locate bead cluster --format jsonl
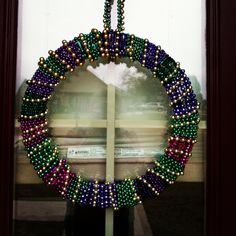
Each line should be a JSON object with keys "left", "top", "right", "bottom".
{"left": 19, "top": 28, "right": 200, "bottom": 209}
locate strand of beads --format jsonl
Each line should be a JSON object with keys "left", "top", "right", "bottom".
{"left": 103, "top": 0, "right": 125, "bottom": 32}
{"left": 103, "top": 0, "right": 112, "bottom": 30}
{"left": 117, "top": 0, "right": 125, "bottom": 32}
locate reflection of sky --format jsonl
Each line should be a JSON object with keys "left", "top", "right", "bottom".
{"left": 17, "top": 0, "right": 206, "bottom": 98}
{"left": 87, "top": 63, "right": 147, "bottom": 91}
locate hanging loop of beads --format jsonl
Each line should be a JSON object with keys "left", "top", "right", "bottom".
{"left": 103, "top": 0, "right": 113, "bottom": 30}
{"left": 103, "top": 0, "right": 125, "bottom": 32}
{"left": 117, "top": 0, "right": 125, "bottom": 32}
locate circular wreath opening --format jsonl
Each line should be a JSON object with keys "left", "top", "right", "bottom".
{"left": 19, "top": 28, "right": 200, "bottom": 209}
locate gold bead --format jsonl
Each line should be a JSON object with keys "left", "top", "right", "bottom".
{"left": 92, "top": 28, "right": 98, "bottom": 33}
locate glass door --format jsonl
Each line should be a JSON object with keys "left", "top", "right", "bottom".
{"left": 14, "top": 1, "right": 206, "bottom": 235}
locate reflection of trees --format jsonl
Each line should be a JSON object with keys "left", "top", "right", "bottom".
{"left": 189, "top": 76, "right": 203, "bottom": 103}
{"left": 116, "top": 71, "right": 206, "bottom": 120}
{"left": 15, "top": 80, "right": 27, "bottom": 118}
{"left": 123, "top": 74, "right": 168, "bottom": 104}
{"left": 189, "top": 75, "right": 206, "bottom": 120}
{"left": 116, "top": 66, "right": 169, "bottom": 116}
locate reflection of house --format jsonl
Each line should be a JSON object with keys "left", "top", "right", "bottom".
{"left": 49, "top": 69, "right": 107, "bottom": 119}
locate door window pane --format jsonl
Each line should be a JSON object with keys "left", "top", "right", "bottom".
{"left": 14, "top": 1, "right": 206, "bottom": 235}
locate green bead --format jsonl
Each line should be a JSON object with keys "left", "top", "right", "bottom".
{"left": 161, "top": 57, "right": 177, "bottom": 72}
{"left": 45, "top": 56, "right": 66, "bottom": 75}
{"left": 116, "top": 180, "right": 137, "bottom": 208}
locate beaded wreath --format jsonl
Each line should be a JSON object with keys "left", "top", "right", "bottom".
{"left": 19, "top": 0, "right": 200, "bottom": 210}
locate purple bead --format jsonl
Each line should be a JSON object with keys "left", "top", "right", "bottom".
{"left": 134, "top": 177, "right": 156, "bottom": 201}
{"left": 32, "top": 69, "right": 59, "bottom": 85}
{"left": 158, "top": 50, "right": 169, "bottom": 64}
{"left": 142, "top": 42, "right": 157, "bottom": 70}
{"left": 145, "top": 172, "right": 168, "bottom": 193}
{"left": 68, "top": 39, "right": 83, "bottom": 61}
{"left": 108, "top": 30, "right": 116, "bottom": 57}
{"left": 96, "top": 183, "right": 113, "bottom": 208}
{"left": 79, "top": 182, "right": 94, "bottom": 206}
{"left": 26, "top": 83, "right": 54, "bottom": 97}
{"left": 119, "top": 33, "right": 127, "bottom": 56}
{"left": 55, "top": 46, "right": 76, "bottom": 69}
{"left": 147, "top": 43, "right": 157, "bottom": 57}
